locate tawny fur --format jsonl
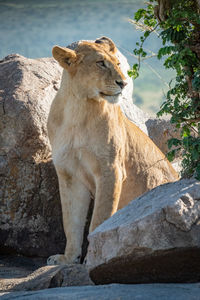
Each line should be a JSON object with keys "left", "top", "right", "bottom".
{"left": 47, "top": 38, "right": 178, "bottom": 265}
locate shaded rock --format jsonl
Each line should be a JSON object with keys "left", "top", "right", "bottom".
{"left": 86, "top": 179, "right": 200, "bottom": 284}
{"left": 51, "top": 264, "right": 94, "bottom": 287}
{"left": 0, "top": 262, "right": 93, "bottom": 293}
{"left": 122, "top": 101, "right": 180, "bottom": 156}
{"left": 0, "top": 266, "right": 59, "bottom": 292}
{"left": 146, "top": 117, "right": 180, "bottom": 156}
{"left": 0, "top": 54, "right": 65, "bottom": 257}
{"left": 0, "top": 255, "right": 46, "bottom": 279}
{"left": 0, "top": 255, "right": 93, "bottom": 293}
{"left": 1, "top": 283, "right": 200, "bottom": 299}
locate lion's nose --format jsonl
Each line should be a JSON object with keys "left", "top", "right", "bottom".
{"left": 115, "top": 80, "right": 127, "bottom": 89}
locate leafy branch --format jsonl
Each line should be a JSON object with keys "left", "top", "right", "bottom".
{"left": 129, "top": 0, "right": 200, "bottom": 180}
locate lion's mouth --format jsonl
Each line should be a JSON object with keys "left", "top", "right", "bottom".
{"left": 100, "top": 92, "right": 121, "bottom": 97}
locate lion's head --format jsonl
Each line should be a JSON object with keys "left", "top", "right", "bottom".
{"left": 52, "top": 37, "right": 127, "bottom": 104}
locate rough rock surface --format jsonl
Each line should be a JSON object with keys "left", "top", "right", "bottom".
{"left": 0, "top": 255, "right": 46, "bottom": 280}
{"left": 1, "top": 283, "right": 200, "bottom": 299}
{"left": 0, "top": 255, "right": 93, "bottom": 293}
{"left": 0, "top": 54, "right": 65, "bottom": 257}
{"left": 145, "top": 117, "right": 180, "bottom": 155}
{"left": 86, "top": 179, "right": 200, "bottom": 284}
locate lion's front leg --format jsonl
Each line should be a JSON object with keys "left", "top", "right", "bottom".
{"left": 47, "top": 173, "right": 91, "bottom": 265}
{"left": 89, "top": 168, "right": 122, "bottom": 233}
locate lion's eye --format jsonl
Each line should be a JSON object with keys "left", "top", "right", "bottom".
{"left": 96, "top": 61, "right": 107, "bottom": 68}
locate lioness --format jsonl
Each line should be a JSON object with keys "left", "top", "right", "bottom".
{"left": 47, "top": 37, "right": 178, "bottom": 265}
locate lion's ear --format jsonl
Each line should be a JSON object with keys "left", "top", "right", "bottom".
{"left": 52, "top": 46, "right": 80, "bottom": 69}
{"left": 95, "top": 36, "right": 117, "bottom": 53}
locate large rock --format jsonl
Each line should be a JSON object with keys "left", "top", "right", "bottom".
{"left": 0, "top": 255, "right": 93, "bottom": 293}
{"left": 1, "top": 283, "right": 200, "bottom": 299}
{"left": 0, "top": 54, "right": 65, "bottom": 257}
{"left": 86, "top": 178, "right": 200, "bottom": 284}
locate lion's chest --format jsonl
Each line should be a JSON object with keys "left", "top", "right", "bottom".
{"left": 52, "top": 126, "right": 86, "bottom": 168}
{"left": 51, "top": 125, "right": 101, "bottom": 192}
{"left": 50, "top": 114, "right": 126, "bottom": 193}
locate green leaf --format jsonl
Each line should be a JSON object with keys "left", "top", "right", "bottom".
{"left": 168, "top": 138, "right": 181, "bottom": 149}
{"left": 192, "top": 71, "right": 200, "bottom": 91}
{"left": 191, "top": 148, "right": 199, "bottom": 161}
{"left": 181, "top": 126, "right": 190, "bottom": 137}
{"left": 128, "top": 64, "right": 139, "bottom": 79}
{"left": 144, "top": 31, "right": 150, "bottom": 38}
{"left": 195, "top": 164, "right": 200, "bottom": 180}
{"left": 134, "top": 9, "right": 146, "bottom": 21}
{"left": 167, "top": 150, "right": 176, "bottom": 162}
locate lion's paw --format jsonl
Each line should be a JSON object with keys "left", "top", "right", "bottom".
{"left": 47, "top": 254, "right": 68, "bottom": 265}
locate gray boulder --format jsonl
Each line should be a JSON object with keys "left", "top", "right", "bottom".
{"left": 1, "top": 283, "right": 200, "bottom": 300}
{"left": 0, "top": 54, "right": 65, "bottom": 257}
{"left": 86, "top": 179, "right": 200, "bottom": 284}
{"left": 0, "top": 263, "right": 93, "bottom": 293}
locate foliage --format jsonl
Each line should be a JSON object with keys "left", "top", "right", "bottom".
{"left": 129, "top": 0, "right": 200, "bottom": 180}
